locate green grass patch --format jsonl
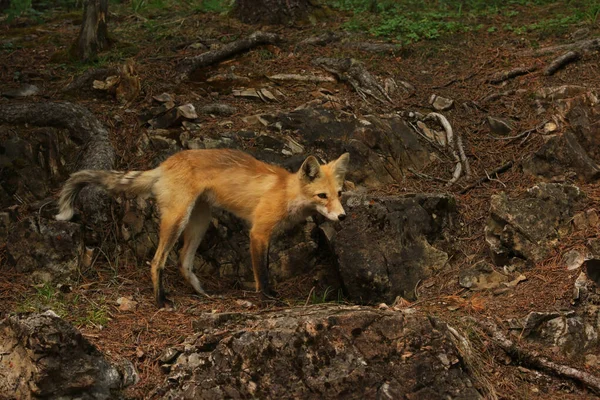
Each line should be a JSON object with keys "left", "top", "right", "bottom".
{"left": 16, "top": 282, "right": 111, "bottom": 328}
{"left": 329, "top": 0, "right": 600, "bottom": 43}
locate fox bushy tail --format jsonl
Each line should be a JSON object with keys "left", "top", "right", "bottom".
{"left": 55, "top": 169, "right": 160, "bottom": 221}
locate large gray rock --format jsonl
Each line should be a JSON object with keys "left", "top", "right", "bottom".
{"left": 0, "top": 311, "right": 137, "bottom": 399}
{"left": 161, "top": 305, "right": 483, "bottom": 399}
{"left": 6, "top": 217, "right": 84, "bottom": 283}
{"left": 510, "top": 308, "right": 600, "bottom": 357}
{"left": 485, "top": 183, "right": 583, "bottom": 266}
{"left": 524, "top": 87, "right": 600, "bottom": 182}
{"left": 332, "top": 193, "right": 456, "bottom": 304}
{"left": 272, "top": 107, "right": 432, "bottom": 187}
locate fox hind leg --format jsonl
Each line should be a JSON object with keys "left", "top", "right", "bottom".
{"left": 179, "top": 200, "right": 211, "bottom": 297}
{"left": 151, "top": 203, "right": 193, "bottom": 308}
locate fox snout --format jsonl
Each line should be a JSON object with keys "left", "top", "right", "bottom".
{"left": 316, "top": 201, "right": 347, "bottom": 222}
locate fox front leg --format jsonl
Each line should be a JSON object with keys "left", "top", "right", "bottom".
{"left": 249, "top": 228, "right": 276, "bottom": 298}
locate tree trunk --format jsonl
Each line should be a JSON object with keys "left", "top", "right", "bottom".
{"left": 232, "top": 0, "right": 314, "bottom": 25}
{"left": 73, "top": 0, "right": 110, "bottom": 61}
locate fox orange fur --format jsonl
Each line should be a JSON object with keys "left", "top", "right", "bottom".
{"left": 56, "top": 149, "right": 350, "bottom": 307}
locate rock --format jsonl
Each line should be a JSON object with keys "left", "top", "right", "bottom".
{"left": 232, "top": 88, "right": 261, "bottom": 100}
{"left": 199, "top": 103, "right": 237, "bottom": 116}
{"left": 584, "top": 258, "right": 600, "bottom": 287}
{"left": 518, "top": 310, "right": 599, "bottom": 357}
{"left": 562, "top": 249, "right": 585, "bottom": 271}
{"left": 159, "top": 347, "right": 180, "bottom": 364}
{"left": 524, "top": 87, "right": 600, "bottom": 182}
{"left": 116, "top": 296, "right": 138, "bottom": 312}
{"left": 6, "top": 217, "right": 83, "bottom": 283}
{"left": 487, "top": 116, "right": 513, "bottom": 136}
{"left": 429, "top": 94, "right": 454, "bottom": 111}
{"left": 543, "top": 121, "right": 558, "bottom": 133}
{"left": 485, "top": 183, "right": 583, "bottom": 266}
{"left": 274, "top": 107, "right": 433, "bottom": 187}
{"left": 153, "top": 93, "right": 174, "bottom": 103}
{"left": 0, "top": 311, "right": 137, "bottom": 399}
{"left": 163, "top": 305, "right": 483, "bottom": 399}
{"left": 333, "top": 193, "right": 456, "bottom": 303}
{"left": 459, "top": 263, "right": 509, "bottom": 290}
{"left": 2, "top": 83, "right": 40, "bottom": 98}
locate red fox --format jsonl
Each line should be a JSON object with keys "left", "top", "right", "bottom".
{"left": 56, "top": 149, "right": 350, "bottom": 307}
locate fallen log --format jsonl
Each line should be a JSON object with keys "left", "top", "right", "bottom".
{"left": 176, "top": 31, "right": 282, "bottom": 80}
{"left": 0, "top": 101, "right": 115, "bottom": 224}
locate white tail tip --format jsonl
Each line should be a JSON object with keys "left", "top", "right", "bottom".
{"left": 55, "top": 209, "right": 74, "bottom": 221}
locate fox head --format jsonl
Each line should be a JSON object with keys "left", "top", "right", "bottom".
{"left": 298, "top": 153, "right": 350, "bottom": 222}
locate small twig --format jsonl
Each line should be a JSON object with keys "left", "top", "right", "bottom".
{"left": 488, "top": 121, "right": 548, "bottom": 142}
{"left": 456, "top": 132, "right": 471, "bottom": 178}
{"left": 544, "top": 51, "right": 581, "bottom": 76}
{"left": 459, "top": 161, "right": 514, "bottom": 194}
{"left": 304, "top": 287, "right": 315, "bottom": 307}
{"left": 408, "top": 168, "right": 447, "bottom": 183}
{"left": 471, "top": 318, "right": 600, "bottom": 394}
{"left": 434, "top": 71, "right": 478, "bottom": 89}
{"left": 485, "top": 169, "right": 506, "bottom": 188}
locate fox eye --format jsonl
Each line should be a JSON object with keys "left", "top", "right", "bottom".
{"left": 317, "top": 193, "right": 327, "bottom": 199}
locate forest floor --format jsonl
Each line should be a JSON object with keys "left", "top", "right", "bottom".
{"left": 1, "top": 1, "right": 600, "bottom": 398}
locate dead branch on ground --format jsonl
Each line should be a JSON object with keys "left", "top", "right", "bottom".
{"left": 312, "top": 57, "right": 392, "bottom": 104}
{"left": 298, "top": 31, "right": 343, "bottom": 47}
{"left": 268, "top": 74, "right": 336, "bottom": 83}
{"left": 488, "top": 66, "right": 537, "bottom": 84}
{"left": 472, "top": 318, "right": 600, "bottom": 395}
{"left": 176, "top": 31, "right": 282, "bottom": 80}
{"left": 521, "top": 37, "right": 600, "bottom": 56}
{"left": 544, "top": 51, "right": 581, "bottom": 76}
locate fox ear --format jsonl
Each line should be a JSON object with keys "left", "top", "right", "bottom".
{"left": 332, "top": 153, "right": 350, "bottom": 183}
{"left": 299, "top": 156, "right": 321, "bottom": 181}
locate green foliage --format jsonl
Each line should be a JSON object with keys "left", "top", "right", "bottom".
{"left": 309, "top": 286, "right": 344, "bottom": 304}
{"left": 2, "top": 0, "right": 78, "bottom": 21}
{"left": 329, "top": 0, "right": 600, "bottom": 43}
{"left": 16, "top": 282, "right": 68, "bottom": 317}
{"left": 4, "top": 0, "right": 34, "bottom": 21}
{"left": 16, "top": 283, "right": 110, "bottom": 328}
{"left": 194, "top": 0, "right": 230, "bottom": 13}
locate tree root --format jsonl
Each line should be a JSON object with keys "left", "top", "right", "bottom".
{"left": 176, "top": 31, "right": 282, "bottom": 80}
{"left": 0, "top": 101, "right": 115, "bottom": 224}
{"left": 312, "top": 57, "right": 393, "bottom": 104}
{"left": 472, "top": 318, "right": 600, "bottom": 395}
{"left": 544, "top": 51, "right": 581, "bottom": 76}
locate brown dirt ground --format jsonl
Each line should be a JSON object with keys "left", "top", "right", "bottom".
{"left": 1, "top": 2, "right": 600, "bottom": 399}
